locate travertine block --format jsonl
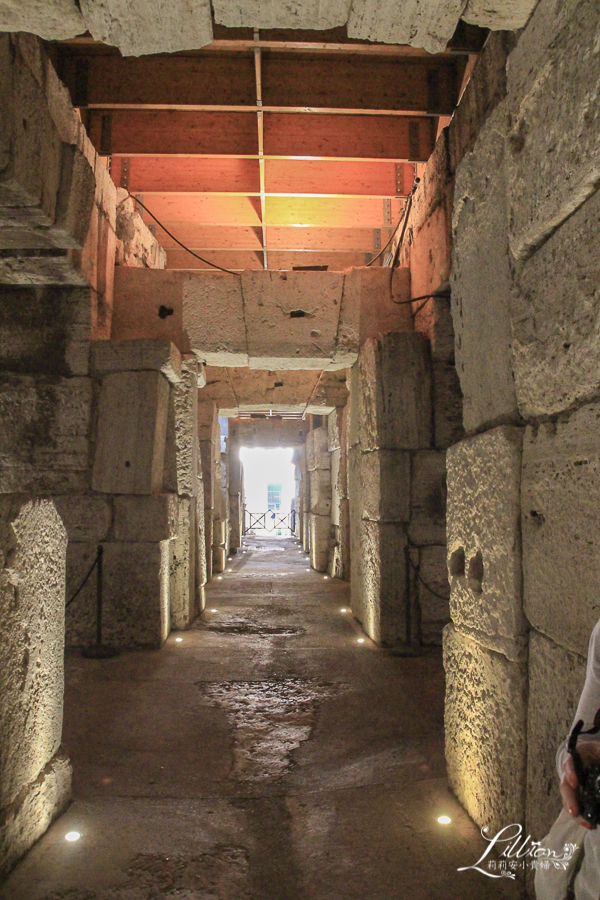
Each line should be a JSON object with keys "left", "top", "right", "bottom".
{"left": 53, "top": 494, "right": 111, "bottom": 542}
{"left": 214, "top": 0, "right": 352, "bottom": 29}
{"left": 309, "top": 513, "right": 330, "bottom": 572}
{"left": 340, "top": 266, "right": 411, "bottom": 345}
{"left": 526, "top": 629, "right": 587, "bottom": 841}
{"left": 114, "top": 494, "right": 178, "bottom": 543}
{"left": 93, "top": 371, "right": 169, "bottom": 495}
{"left": 451, "top": 102, "right": 518, "bottom": 433}
{"left": 510, "top": 188, "right": 600, "bottom": 419}
{"left": 204, "top": 509, "right": 213, "bottom": 581}
{"left": 347, "top": 362, "right": 360, "bottom": 449}
{"left": 432, "top": 360, "right": 463, "bottom": 450}
{"left": 0, "top": 497, "right": 67, "bottom": 819}
{"left": 196, "top": 484, "right": 207, "bottom": 590}
{"left": 443, "top": 624, "right": 527, "bottom": 832}
{"left": 0, "top": 1, "right": 84, "bottom": 40}
{"left": 359, "top": 332, "right": 432, "bottom": 451}
{"left": 447, "top": 427, "right": 526, "bottom": 661}
{"left": 361, "top": 520, "right": 407, "bottom": 646}
{"left": 306, "top": 426, "right": 330, "bottom": 471}
{"left": 462, "top": 0, "right": 537, "bottom": 29}
{"left": 112, "top": 269, "right": 186, "bottom": 351}
{"left": 413, "top": 294, "right": 455, "bottom": 365}
{"left": 522, "top": 405, "right": 600, "bottom": 656}
{"left": 331, "top": 449, "right": 341, "bottom": 526}
{"left": 169, "top": 359, "right": 199, "bottom": 498}
{"left": 102, "top": 541, "right": 170, "bottom": 648}
{"left": 408, "top": 450, "right": 447, "bottom": 546}
{"left": 349, "top": 449, "right": 364, "bottom": 617}
{"left": 0, "top": 374, "right": 92, "bottom": 494}
{"left": 115, "top": 189, "right": 167, "bottom": 270}
{"left": 212, "top": 544, "right": 226, "bottom": 574}
{"left": 361, "top": 449, "right": 410, "bottom": 523}
{"left": 327, "top": 408, "right": 342, "bottom": 452}
{"left": 310, "top": 468, "right": 332, "bottom": 516}
{"left": 183, "top": 274, "right": 247, "bottom": 366}
{"left": 170, "top": 499, "right": 195, "bottom": 630}
{"left": 418, "top": 545, "right": 450, "bottom": 646}
{"left": 90, "top": 339, "right": 181, "bottom": 383}
{"left": 506, "top": 0, "right": 600, "bottom": 261}
{"left": 348, "top": 0, "right": 464, "bottom": 54}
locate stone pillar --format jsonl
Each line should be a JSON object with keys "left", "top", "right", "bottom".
{"left": 0, "top": 498, "right": 71, "bottom": 878}
{"left": 198, "top": 399, "right": 218, "bottom": 582}
{"left": 307, "top": 425, "right": 331, "bottom": 572}
{"left": 228, "top": 434, "right": 243, "bottom": 551}
{"left": 327, "top": 405, "right": 350, "bottom": 579}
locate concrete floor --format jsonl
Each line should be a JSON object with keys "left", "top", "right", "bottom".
{"left": 1, "top": 535, "right": 524, "bottom": 899}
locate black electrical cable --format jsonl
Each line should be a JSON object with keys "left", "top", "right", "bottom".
{"left": 391, "top": 290, "right": 451, "bottom": 308}
{"left": 367, "top": 177, "right": 420, "bottom": 268}
{"left": 66, "top": 549, "right": 100, "bottom": 609}
{"left": 120, "top": 192, "right": 240, "bottom": 276}
{"left": 409, "top": 558, "right": 451, "bottom": 602}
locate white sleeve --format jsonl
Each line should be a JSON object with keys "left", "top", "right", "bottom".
{"left": 556, "top": 619, "right": 600, "bottom": 779}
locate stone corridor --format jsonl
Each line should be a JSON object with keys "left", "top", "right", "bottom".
{"left": 0, "top": 535, "right": 517, "bottom": 900}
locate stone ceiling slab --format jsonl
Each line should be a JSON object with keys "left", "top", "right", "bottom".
{"left": 183, "top": 274, "right": 248, "bottom": 367}
{"left": 79, "top": 0, "right": 213, "bottom": 56}
{"left": 462, "top": 0, "right": 537, "bottom": 30}
{"left": 347, "top": 0, "right": 466, "bottom": 54}
{"left": 0, "top": 0, "right": 84, "bottom": 40}
{"left": 212, "top": 0, "right": 353, "bottom": 30}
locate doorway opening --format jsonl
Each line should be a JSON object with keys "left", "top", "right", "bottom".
{"left": 239, "top": 447, "right": 297, "bottom": 536}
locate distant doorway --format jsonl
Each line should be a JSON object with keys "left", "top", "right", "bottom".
{"left": 240, "top": 447, "right": 296, "bottom": 536}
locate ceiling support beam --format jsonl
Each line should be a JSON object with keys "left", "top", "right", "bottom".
{"left": 254, "top": 30, "right": 268, "bottom": 270}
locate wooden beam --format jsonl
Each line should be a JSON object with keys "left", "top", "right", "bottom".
{"left": 138, "top": 194, "right": 262, "bottom": 226}
{"left": 152, "top": 224, "right": 264, "bottom": 249}
{"left": 110, "top": 157, "right": 260, "bottom": 193}
{"left": 264, "top": 159, "right": 415, "bottom": 196}
{"left": 165, "top": 248, "right": 378, "bottom": 270}
{"left": 151, "top": 224, "right": 388, "bottom": 251}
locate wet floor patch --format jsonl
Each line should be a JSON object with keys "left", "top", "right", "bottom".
{"left": 207, "top": 624, "right": 306, "bottom": 636}
{"left": 197, "top": 679, "right": 344, "bottom": 782}
{"left": 41, "top": 847, "right": 251, "bottom": 900}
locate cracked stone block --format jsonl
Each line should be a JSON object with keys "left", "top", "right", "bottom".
{"left": 447, "top": 427, "right": 526, "bottom": 661}
{"left": 451, "top": 102, "right": 518, "bottom": 433}
{"left": 359, "top": 332, "right": 432, "bottom": 451}
{"left": 506, "top": 0, "right": 600, "bottom": 261}
{"left": 114, "top": 495, "right": 178, "bottom": 543}
{"left": 443, "top": 624, "right": 527, "bottom": 833}
{"left": 93, "top": 371, "right": 169, "bottom": 495}
{"left": 90, "top": 339, "right": 181, "bottom": 383}
{"left": 361, "top": 520, "right": 407, "bottom": 646}
{"left": 526, "top": 628, "right": 587, "bottom": 842}
{"left": 348, "top": 0, "right": 464, "bottom": 54}
{"left": 408, "top": 450, "right": 447, "bottom": 546}
{"left": 418, "top": 545, "right": 450, "bottom": 646}
{"left": 0, "top": 374, "right": 92, "bottom": 494}
{"left": 462, "top": 0, "right": 537, "bottom": 29}
{"left": 213, "top": 0, "right": 352, "bottom": 29}
{"left": 309, "top": 513, "right": 330, "bottom": 572}
{"left": 310, "top": 468, "right": 332, "bottom": 517}
{"left": 522, "top": 405, "right": 600, "bottom": 656}
{"left": 0, "top": 0, "right": 84, "bottom": 40}
{"left": 510, "top": 187, "right": 600, "bottom": 419}
{"left": 0, "top": 496, "right": 70, "bottom": 875}
{"left": 361, "top": 449, "right": 410, "bottom": 523}
{"left": 328, "top": 407, "right": 342, "bottom": 452}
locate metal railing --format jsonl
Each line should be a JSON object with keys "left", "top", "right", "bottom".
{"left": 243, "top": 509, "right": 296, "bottom": 535}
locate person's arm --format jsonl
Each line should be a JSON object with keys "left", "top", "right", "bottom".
{"left": 557, "top": 619, "right": 600, "bottom": 824}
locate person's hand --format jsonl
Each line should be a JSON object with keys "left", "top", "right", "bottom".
{"left": 560, "top": 742, "right": 600, "bottom": 829}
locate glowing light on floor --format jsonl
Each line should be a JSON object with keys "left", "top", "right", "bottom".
{"left": 323, "top": 575, "right": 328, "bottom": 579}
{"left": 217, "top": 576, "right": 222, "bottom": 580}
{"left": 306, "top": 568, "right": 310, "bottom": 571}
{"left": 227, "top": 568, "right": 232, "bottom": 572}
{"left": 65, "top": 832, "right": 81, "bottom": 842}
{"left": 437, "top": 816, "right": 451, "bottom": 825}
{"left": 211, "top": 609, "right": 218, "bottom": 613}
{"left": 175, "top": 637, "right": 183, "bottom": 642}
{"left": 341, "top": 608, "right": 347, "bottom": 613}
{"left": 357, "top": 638, "right": 365, "bottom": 644}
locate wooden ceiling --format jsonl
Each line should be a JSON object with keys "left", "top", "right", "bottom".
{"left": 53, "top": 23, "right": 484, "bottom": 272}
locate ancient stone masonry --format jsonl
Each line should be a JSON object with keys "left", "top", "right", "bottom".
{"left": 442, "top": 0, "right": 600, "bottom": 852}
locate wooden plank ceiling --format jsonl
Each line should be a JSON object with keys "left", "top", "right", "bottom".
{"left": 54, "top": 23, "right": 483, "bottom": 272}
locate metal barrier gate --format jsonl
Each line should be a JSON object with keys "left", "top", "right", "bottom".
{"left": 243, "top": 509, "right": 296, "bottom": 535}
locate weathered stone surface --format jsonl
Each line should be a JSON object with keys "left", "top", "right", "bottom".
{"left": 447, "top": 427, "right": 526, "bottom": 661}
{"left": 309, "top": 468, "right": 332, "bottom": 516}
{"left": 432, "top": 360, "right": 464, "bottom": 450}
{"left": 361, "top": 449, "right": 410, "bottom": 523}
{"left": 306, "top": 371, "right": 348, "bottom": 415}
{"left": 93, "top": 371, "right": 169, "bottom": 495}
{"left": 79, "top": 0, "right": 213, "bottom": 57}
{"left": 90, "top": 339, "right": 181, "bottom": 383}
{"left": 359, "top": 333, "right": 432, "bottom": 451}
{"left": 115, "top": 189, "right": 166, "bottom": 269}
{"left": 242, "top": 270, "right": 345, "bottom": 369}
{"left": 204, "top": 509, "right": 213, "bottom": 582}
{"left": 0, "top": 0, "right": 84, "bottom": 40}
{"left": 203, "top": 367, "right": 321, "bottom": 416}
{"left": 451, "top": 102, "right": 518, "bottom": 433}
{"left": 54, "top": 494, "right": 111, "bottom": 542}
{"left": 526, "top": 629, "right": 587, "bottom": 841}
{"left": 212, "top": 544, "right": 226, "bottom": 574}
{"left": 0, "top": 284, "right": 91, "bottom": 378}
{"left": 348, "top": 0, "right": 465, "bottom": 54}
{"left": 0, "top": 374, "right": 92, "bottom": 494}
{"left": 0, "top": 747, "right": 71, "bottom": 879}
{"left": 506, "top": 0, "right": 600, "bottom": 261}
{"left": 331, "top": 449, "right": 341, "bottom": 527}
{"left": 417, "top": 545, "right": 450, "bottom": 645}
{"left": 114, "top": 495, "right": 178, "bottom": 543}
{"left": 510, "top": 188, "right": 600, "bottom": 419}
{"left": 102, "top": 541, "right": 170, "bottom": 648}
{"left": 347, "top": 362, "right": 360, "bottom": 449}
{"left": 306, "top": 426, "right": 330, "bottom": 471}
{"left": 195, "top": 483, "right": 207, "bottom": 591}
{"left": 522, "top": 405, "right": 600, "bottom": 656}
{"left": 361, "top": 520, "right": 408, "bottom": 646}
{"left": 413, "top": 294, "right": 455, "bottom": 365}
{"left": 462, "top": 0, "right": 537, "bottom": 29}
{"left": 183, "top": 274, "right": 247, "bottom": 367}
{"left": 408, "top": 450, "right": 447, "bottom": 546}
{"left": 168, "top": 359, "right": 199, "bottom": 498}
{"left": 213, "top": 0, "right": 352, "bottom": 29}
{"left": 229, "top": 417, "right": 308, "bottom": 448}
{"left": 111, "top": 269, "right": 188, "bottom": 351}
{"left": 199, "top": 440, "right": 214, "bottom": 510}
{"left": 170, "top": 498, "right": 195, "bottom": 630}
{"left": 327, "top": 408, "right": 342, "bottom": 452}
{"left": 443, "top": 624, "right": 527, "bottom": 832}
{"left": 65, "top": 541, "right": 101, "bottom": 647}
{"left": 309, "top": 513, "right": 330, "bottom": 573}
{"left": 341, "top": 266, "right": 411, "bottom": 345}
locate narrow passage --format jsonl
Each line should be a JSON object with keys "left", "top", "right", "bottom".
{"left": 2, "top": 537, "right": 517, "bottom": 899}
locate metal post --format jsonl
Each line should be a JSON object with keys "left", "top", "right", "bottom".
{"left": 96, "top": 544, "right": 103, "bottom": 647}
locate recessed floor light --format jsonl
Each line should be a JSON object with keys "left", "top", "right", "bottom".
{"left": 65, "top": 832, "right": 80, "bottom": 842}
{"left": 341, "top": 608, "right": 347, "bottom": 613}
{"left": 211, "top": 608, "right": 218, "bottom": 612}
{"left": 217, "top": 576, "right": 222, "bottom": 580}
{"left": 175, "top": 637, "right": 183, "bottom": 642}
{"left": 357, "top": 638, "right": 365, "bottom": 644}
{"left": 323, "top": 575, "right": 328, "bottom": 579}
{"left": 437, "top": 816, "right": 451, "bottom": 825}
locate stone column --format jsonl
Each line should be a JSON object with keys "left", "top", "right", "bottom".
{"left": 198, "top": 399, "right": 217, "bottom": 582}
{"left": 307, "top": 425, "right": 331, "bottom": 572}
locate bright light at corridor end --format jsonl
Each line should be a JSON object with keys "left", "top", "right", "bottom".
{"left": 437, "top": 816, "right": 451, "bottom": 825}
{"left": 65, "top": 832, "right": 81, "bottom": 842}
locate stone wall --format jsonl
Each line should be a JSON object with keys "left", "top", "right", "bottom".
{"left": 442, "top": 0, "right": 600, "bottom": 847}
